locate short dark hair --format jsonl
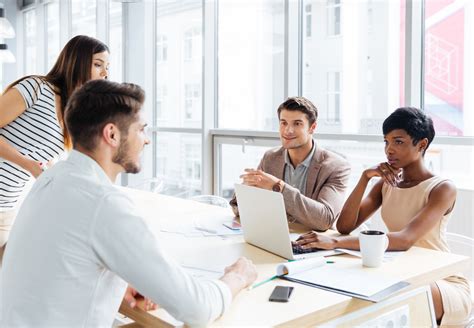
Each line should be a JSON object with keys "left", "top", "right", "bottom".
{"left": 65, "top": 80, "right": 145, "bottom": 151}
{"left": 382, "top": 107, "right": 435, "bottom": 153}
{"left": 277, "top": 97, "right": 318, "bottom": 125}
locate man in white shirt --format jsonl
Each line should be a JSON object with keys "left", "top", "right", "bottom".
{"left": 0, "top": 80, "right": 257, "bottom": 327}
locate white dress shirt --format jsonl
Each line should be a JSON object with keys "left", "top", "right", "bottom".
{"left": 0, "top": 150, "right": 231, "bottom": 327}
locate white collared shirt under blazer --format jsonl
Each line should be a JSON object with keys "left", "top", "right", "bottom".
{"left": 0, "top": 150, "right": 231, "bottom": 327}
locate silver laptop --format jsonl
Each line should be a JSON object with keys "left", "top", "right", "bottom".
{"left": 234, "top": 183, "right": 340, "bottom": 260}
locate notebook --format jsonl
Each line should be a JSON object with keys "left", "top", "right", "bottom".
{"left": 277, "top": 257, "right": 410, "bottom": 302}
{"left": 234, "top": 183, "right": 341, "bottom": 260}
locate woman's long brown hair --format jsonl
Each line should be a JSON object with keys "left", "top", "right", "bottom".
{"left": 4, "top": 35, "right": 109, "bottom": 150}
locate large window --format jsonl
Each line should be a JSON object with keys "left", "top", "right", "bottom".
{"left": 45, "top": 1, "right": 60, "bottom": 70}
{"left": 424, "top": 0, "right": 471, "bottom": 136}
{"left": 303, "top": 0, "right": 405, "bottom": 134}
{"left": 154, "top": 132, "right": 202, "bottom": 198}
{"left": 184, "top": 84, "right": 201, "bottom": 121}
{"left": 326, "top": 0, "right": 341, "bottom": 36}
{"left": 156, "top": 35, "right": 168, "bottom": 63}
{"left": 218, "top": 0, "right": 285, "bottom": 130}
{"left": 155, "top": 1, "right": 202, "bottom": 129}
{"left": 153, "top": 1, "right": 203, "bottom": 196}
{"left": 326, "top": 71, "right": 341, "bottom": 122}
{"left": 14, "top": 0, "right": 472, "bottom": 202}
{"left": 183, "top": 27, "right": 201, "bottom": 61}
{"left": 109, "top": 1, "right": 123, "bottom": 82}
{"left": 23, "top": 9, "right": 36, "bottom": 75}
{"left": 71, "top": 0, "right": 96, "bottom": 37}
{"left": 305, "top": 4, "right": 312, "bottom": 38}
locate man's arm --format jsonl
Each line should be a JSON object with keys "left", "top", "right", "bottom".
{"left": 91, "top": 193, "right": 257, "bottom": 327}
{"left": 282, "top": 161, "right": 351, "bottom": 231}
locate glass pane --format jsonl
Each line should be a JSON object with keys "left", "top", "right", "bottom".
{"left": 424, "top": 0, "right": 471, "bottom": 136}
{"left": 218, "top": 0, "right": 285, "bottom": 130}
{"left": 302, "top": 0, "right": 405, "bottom": 134}
{"left": 154, "top": 132, "right": 202, "bottom": 198}
{"left": 155, "top": 1, "right": 202, "bottom": 129}
{"left": 71, "top": 0, "right": 96, "bottom": 38}
{"left": 219, "top": 143, "right": 278, "bottom": 199}
{"left": 109, "top": 1, "right": 123, "bottom": 82}
{"left": 327, "top": 0, "right": 341, "bottom": 36}
{"left": 24, "top": 9, "right": 37, "bottom": 75}
{"left": 46, "top": 1, "right": 60, "bottom": 70}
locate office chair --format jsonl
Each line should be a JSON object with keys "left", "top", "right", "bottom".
{"left": 446, "top": 232, "right": 474, "bottom": 325}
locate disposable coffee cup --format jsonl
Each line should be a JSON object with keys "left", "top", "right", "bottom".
{"left": 359, "top": 230, "right": 389, "bottom": 268}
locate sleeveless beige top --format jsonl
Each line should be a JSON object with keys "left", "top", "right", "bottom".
{"left": 381, "top": 176, "right": 450, "bottom": 252}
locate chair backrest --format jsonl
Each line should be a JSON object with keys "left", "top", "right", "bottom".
{"left": 446, "top": 232, "right": 474, "bottom": 281}
{"left": 189, "top": 195, "right": 230, "bottom": 208}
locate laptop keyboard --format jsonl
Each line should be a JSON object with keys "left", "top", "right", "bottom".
{"left": 292, "top": 244, "right": 315, "bottom": 254}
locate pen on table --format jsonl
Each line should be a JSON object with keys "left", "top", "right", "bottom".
{"left": 247, "top": 274, "right": 283, "bottom": 290}
{"left": 287, "top": 259, "right": 335, "bottom": 264}
{"left": 194, "top": 226, "right": 217, "bottom": 234}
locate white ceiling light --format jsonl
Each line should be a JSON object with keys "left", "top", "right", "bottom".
{"left": 0, "top": 44, "right": 15, "bottom": 63}
{"left": 0, "top": 7, "right": 15, "bottom": 39}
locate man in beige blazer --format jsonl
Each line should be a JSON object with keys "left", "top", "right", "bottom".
{"left": 230, "top": 97, "right": 350, "bottom": 231}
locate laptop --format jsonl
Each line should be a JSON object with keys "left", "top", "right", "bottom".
{"left": 234, "top": 183, "right": 341, "bottom": 260}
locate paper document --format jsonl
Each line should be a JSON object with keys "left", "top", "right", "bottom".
{"left": 160, "top": 219, "right": 242, "bottom": 237}
{"left": 278, "top": 258, "right": 409, "bottom": 302}
{"left": 182, "top": 265, "right": 223, "bottom": 280}
{"left": 276, "top": 257, "right": 326, "bottom": 275}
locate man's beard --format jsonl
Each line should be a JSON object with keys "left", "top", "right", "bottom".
{"left": 112, "top": 139, "right": 140, "bottom": 174}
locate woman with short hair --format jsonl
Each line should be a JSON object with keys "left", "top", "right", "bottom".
{"left": 295, "top": 107, "right": 471, "bottom": 326}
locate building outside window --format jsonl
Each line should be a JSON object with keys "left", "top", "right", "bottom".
{"left": 218, "top": 0, "right": 285, "bottom": 130}
{"left": 326, "top": 71, "right": 341, "bottom": 122}
{"left": 155, "top": 85, "right": 167, "bottom": 122}
{"left": 12, "top": 0, "right": 471, "bottom": 207}
{"left": 24, "top": 9, "right": 36, "bottom": 75}
{"left": 327, "top": 0, "right": 341, "bottom": 37}
{"left": 184, "top": 84, "right": 200, "bottom": 120}
{"left": 157, "top": 34, "right": 168, "bottom": 62}
{"left": 306, "top": 4, "right": 312, "bottom": 38}
{"left": 183, "top": 27, "right": 200, "bottom": 61}
{"left": 45, "top": 1, "right": 59, "bottom": 70}
{"left": 184, "top": 143, "right": 201, "bottom": 181}
{"left": 71, "top": 0, "right": 96, "bottom": 38}
{"left": 303, "top": 0, "right": 404, "bottom": 134}
{"left": 109, "top": 1, "right": 123, "bottom": 82}
{"left": 153, "top": 1, "right": 203, "bottom": 196}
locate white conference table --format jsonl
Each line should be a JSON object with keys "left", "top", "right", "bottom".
{"left": 119, "top": 188, "right": 470, "bottom": 327}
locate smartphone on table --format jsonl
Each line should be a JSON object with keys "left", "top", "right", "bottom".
{"left": 269, "top": 286, "right": 294, "bottom": 302}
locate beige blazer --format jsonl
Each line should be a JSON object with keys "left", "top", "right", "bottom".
{"left": 230, "top": 144, "right": 350, "bottom": 231}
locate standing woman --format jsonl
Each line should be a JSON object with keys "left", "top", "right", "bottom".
{"left": 295, "top": 107, "right": 471, "bottom": 326}
{"left": 0, "top": 35, "right": 110, "bottom": 260}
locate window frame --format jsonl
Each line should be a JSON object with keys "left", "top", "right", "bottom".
{"left": 14, "top": 0, "right": 473, "bottom": 196}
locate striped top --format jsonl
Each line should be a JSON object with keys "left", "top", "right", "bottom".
{"left": 0, "top": 77, "right": 64, "bottom": 211}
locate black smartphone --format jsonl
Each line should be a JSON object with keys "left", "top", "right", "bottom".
{"left": 269, "top": 286, "right": 294, "bottom": 302}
